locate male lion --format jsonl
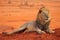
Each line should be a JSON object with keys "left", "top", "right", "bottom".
{"left": 2, "top": 6, "right": 55, "bottom": 35}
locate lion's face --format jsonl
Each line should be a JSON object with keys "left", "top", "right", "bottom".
{"left": 37, "top": 7, "right": 49, "bottom": 25}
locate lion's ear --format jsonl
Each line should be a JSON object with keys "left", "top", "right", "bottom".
{"left": 38, "top": 10, "right": 42, "bottom": 13}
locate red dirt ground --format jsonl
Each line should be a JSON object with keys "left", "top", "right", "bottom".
{"left": 0, "top": 28, "right": 60, "bottom": 40}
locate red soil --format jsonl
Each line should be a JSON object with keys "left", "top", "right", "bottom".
{"left": 0, "top": 28, "right": 60, "bottom": 40}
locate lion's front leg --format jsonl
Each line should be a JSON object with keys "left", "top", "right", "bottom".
{"left": 44, "top": 19, "right": 55, "bottom": 33}
{"left": 45, "top": 28, "right": 55, "bottom": 33}
{"left": 36, "top": 29, "right": 46, "bottom": 34}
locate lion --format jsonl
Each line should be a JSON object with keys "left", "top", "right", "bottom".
{"left": 2, "top": 6, "right": 55, "bottom": 35}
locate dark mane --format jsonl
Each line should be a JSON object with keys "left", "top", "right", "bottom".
{"left": 35, "top": 10, "right": 43, "bottom": 28}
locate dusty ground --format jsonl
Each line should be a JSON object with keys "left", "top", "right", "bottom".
{"left": 0, "top": 28, "right": 60, "bottom": 40}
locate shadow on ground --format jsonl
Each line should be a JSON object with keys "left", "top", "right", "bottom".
{"left": 0, "top": 28, "right": 60, "bottom": 40}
